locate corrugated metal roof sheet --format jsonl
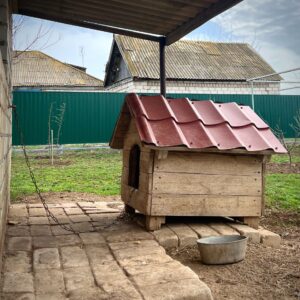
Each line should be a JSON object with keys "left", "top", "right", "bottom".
{"left": 12, "top": 51, "right": 103, "bottom": 88}
{"left": 114, "top": 35, "right": 281, "bottom": 81}
{"left": 110, "top": 93, "right": 287, "bottom": 153}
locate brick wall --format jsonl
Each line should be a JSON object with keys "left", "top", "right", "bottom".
{"left": 105, "top": 78, "right": 280, "bottom": 95}
{"left": 0, "top": 0, "right": 12, "bottom": 273}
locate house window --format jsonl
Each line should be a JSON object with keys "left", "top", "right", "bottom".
{"left": 128, "top": 144, "right": 140, "bottom": 189}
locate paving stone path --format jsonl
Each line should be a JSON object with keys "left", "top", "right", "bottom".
{"left": 1, "top": 201, "right": 280, "bottom": 300}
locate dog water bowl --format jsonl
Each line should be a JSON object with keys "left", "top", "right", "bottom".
{"left": 197, "top": 235, "right": 248, "bottom": 265}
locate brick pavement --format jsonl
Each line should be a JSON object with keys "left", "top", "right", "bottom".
{"left": 1, "top": 200, "right": 281, "bottom": 299}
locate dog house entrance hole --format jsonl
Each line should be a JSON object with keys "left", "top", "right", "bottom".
{"left": 128, "top": 144, "right": 140, "bottom": 189}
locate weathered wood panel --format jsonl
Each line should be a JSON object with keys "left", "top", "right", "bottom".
{"left": 154, "top": 152, "right": 262, "bottom": 175}
{"left": 121, "top": 118, "right": 153, "bottom": 214}
{"left": 151, "top": 194, "right": 261, "bottom": 216}
{"left": 123, "top": 150, "right": 154, "bottom": 174}
{"left": 0, "top": 3, "right": 12, "bottom": 275}
{"left": 121, "top": 184, "right": 151, "bottom": 214}
{"left": 152, "top": 172, "right": 261, "bottom": 196}
{"left": 121, "top": 167, "right": 152, "bottom": 194}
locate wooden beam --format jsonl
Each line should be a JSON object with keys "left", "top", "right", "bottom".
{"left": 166, "top": 0, "right": 243, "bottom": 45}
{"left": 17, "top": 9, "right": 162, "bottom": 42}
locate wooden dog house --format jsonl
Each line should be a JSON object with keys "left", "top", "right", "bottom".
{"left": 110, "top": 93, "right": 286, "bottom": 231}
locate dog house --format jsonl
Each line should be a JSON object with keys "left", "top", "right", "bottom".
{"left": 110, "top": 93, "right": 286, "bottom": 231}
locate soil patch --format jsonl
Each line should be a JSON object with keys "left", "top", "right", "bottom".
{"left": 267, "top": 162, "right": 300, "bottom": 174}
{"left": 16, "top": 192, "right": 121, "bottom": 204}
{"left": 169, "top": 210, "right": 300, "bottom": 300}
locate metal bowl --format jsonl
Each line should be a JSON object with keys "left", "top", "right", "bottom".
{"left": 197, "top": 235, "right": 248, "bottom": 265}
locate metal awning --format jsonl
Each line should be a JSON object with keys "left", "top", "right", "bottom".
{"left": 13, "top": 0, "right": 243, "bottom": 95}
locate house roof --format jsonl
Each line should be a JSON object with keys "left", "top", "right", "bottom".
{"left": 14, "top": 0, "right": 242, "bottom": 45}
{"left": 110, "top": 93, "right": 287, "bottom": 154}
{"left": 12, "top": 51, "right": 103, "bottom": 88}
{"left": 108, "top": 35, "right": 281, "bottom": 82}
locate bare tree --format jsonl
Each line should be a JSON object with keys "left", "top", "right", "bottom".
{"left": 274, "top": 109, "right": 300, "bottom": 166}
{"left": 12, "top": 15, "right": 61, "bottom": 58}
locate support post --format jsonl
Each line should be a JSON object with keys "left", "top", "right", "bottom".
{"left": 251, "top": 81, "right": 255, "bottom": 111}
{"left": 159, "top": 37, "right": 166, "bottom": 97}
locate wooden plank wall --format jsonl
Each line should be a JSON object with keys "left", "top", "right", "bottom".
{"left": 121, "top": 119, "right": 153, "bottom": 215}
{"left": 0, "top": 0, "right": 12, "bottom": 274}
{"left": 151, "top": 152, "right": 263, "bottom": 216}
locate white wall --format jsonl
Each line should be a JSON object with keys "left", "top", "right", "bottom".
{"left": 105, "top": 78, "right": 280, "bottom": 95}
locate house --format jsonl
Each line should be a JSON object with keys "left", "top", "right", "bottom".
{"left": 12, "top": 51, "right": 103, "bottom": 91}
{"left": 110, "top": 93, "right": 286, "bottom": 231}
{"left": 104, "top": 35, "right": 281, "bottom": 95}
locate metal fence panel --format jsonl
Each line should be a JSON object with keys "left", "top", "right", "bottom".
{"left": 12, "top": 91, "right": 300, "bottom": 145}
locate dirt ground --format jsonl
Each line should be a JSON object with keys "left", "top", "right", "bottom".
{"left": 169, "top": 210, "right": 300, "bottom": 300}
{"left": 267, "top": 162, "right": 300, "bottom": 174}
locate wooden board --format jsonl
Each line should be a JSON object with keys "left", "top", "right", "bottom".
{"left": 154, "top": 152, "right": 262, "bottom": 175}
{"left": 152, "top": 172, "right": 261, "bottom": 196}
{"left": 121, "top": 167, "right": 152, "bottom": 194}
{"left": 121, "top": 183, "right": 151, "bottom": 215}
{"left": 151, "top": 194, "right": 261, "bottom": 216}
{"left": 123, "top": 149, "right": 154, "bottom": 174}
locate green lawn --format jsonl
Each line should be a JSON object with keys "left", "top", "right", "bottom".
{"left": 271, "top": 146, "right": 300, "bottom": 163}
{"left": 11, "top": 148, "right": 299, "bottom": 212}
{"left": 11, "top": 149, "right": 122, "bottom": 201}
{"left": 266, "top": 174, "right": 300, "bottom": 211}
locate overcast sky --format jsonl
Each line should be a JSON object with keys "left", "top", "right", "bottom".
{"left": 14, "top": 0, "right": 300, "bottom": 94}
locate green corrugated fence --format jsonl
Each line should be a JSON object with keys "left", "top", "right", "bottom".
{"left": 12, "top": 91, "right": 300, "bottom": 145}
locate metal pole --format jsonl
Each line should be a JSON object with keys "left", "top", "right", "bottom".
{"left": 251, "top": 81, "right": 255, "bottom": 111}
{"left": 159, "top": 37, "right": 166, "bottom": 97}
{"left": 51, "top": 130, "right": 54, "bottom": 165}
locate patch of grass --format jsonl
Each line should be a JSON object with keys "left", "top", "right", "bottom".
{"left": 271, "top": 145, "right": 300, "bottom": 163}
{"left": 11, "top": 149, "right": 122, "bottom": 201}
{"left": 12, "top": 148, "right": 300, "bottom": 212}
{"left": 266, "top": 174, "right": 300, "bottom": 211}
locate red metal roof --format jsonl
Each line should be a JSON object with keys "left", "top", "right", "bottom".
{"left": 112, "top": 93, "right": 287, "bottom": 153}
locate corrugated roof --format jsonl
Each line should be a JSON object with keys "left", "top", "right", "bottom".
{"left": 110, "top": 93, "right": 287, "bottom": 154}
{"left": 12, "top": 51, "right": 103, "bottom": 88}
{"left": 113, "top": 35, "right": 281, "bottom": 81}
{"left": 15, "top": 0, "right": 242, "bottom": 45}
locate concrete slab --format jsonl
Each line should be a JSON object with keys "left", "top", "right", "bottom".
{"left": 152, "top": 226, "right": 179, "bottom": 250}
{"left": 258, "top": 227, "right": 281, "bottom": 248}
{"left": 60, "top": 246, "right": 89, "bottom": 268}
{"left": 3, "top": 251, "right": 31, "bottom": 273}
{"left": 30, "top": 225, "right": 52, "bottom": 236}
{"left": 1, "top": 293, "right": 35, "bottom": 300}
{"left": 3, "top": 273, "right": 34, "bottom": 293}
{"left": 189, "top": 223, "right": 220, "bottom": 238}
{"left": 7, "top": 237, "right": 32, "bottom": 252}
{"left": 67, "top": 288, "right": 109, "bottom": 300}
{"left": 167, "top": 224, "right": 198, "bottom": 248}
{"left": 139, "top": 279, "right": 213, "bottom": 300}
{"left": 208, "top": 222, "right": 240, "bottom": 236}
{"left": 229, "top": 223, "right": 260, "bottom": 243}
{"left": 79, "top": 232, "right": 105, "bottom": 244}
{"left": 63, "top": 267, "right": 95, "bottom": 292}
{"left": 2, "top": 201, "right": 282, "bottom": 300}
{"left": 33, "top": 248, "right": 61, "bottom": 270}
{"left": 7, "top": 225, "right": 30, "bottom": 236}
{"left": 35, "top": 269, "right": 65, "bottom": 294}
{"left": 33, "top": 236, "right": 58, "bottom": 248}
